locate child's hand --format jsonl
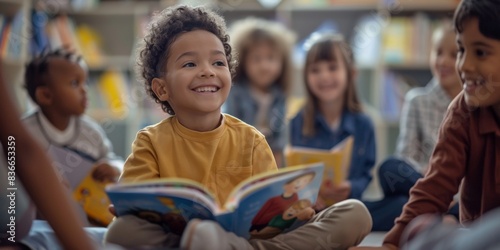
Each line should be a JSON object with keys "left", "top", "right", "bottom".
{"left": 313, "top": 197, "right": 325, "bottom": 211}
{"left": 320, "top": 180, "right": 352, "bottom": 202}
{"left": 296, "top": 207, "right": 315, "bottom": 221}
{"left": 92, "top": 163, "right": 120, "bottom": 183}
{"left": 108, "top": 204, "right": 116, "bottom": 216}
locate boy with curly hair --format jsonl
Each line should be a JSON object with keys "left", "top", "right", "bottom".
{"left": 352, "top": 0, "right": 500, "bottom": 249}
{"left": 104, "top": 5, "right": 372, "bottom": 249}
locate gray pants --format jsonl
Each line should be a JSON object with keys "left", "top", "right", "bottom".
{"left": 403, "top": 208, "right": 500, "bottom": 250}
{"left": 105, "top": 199, "right": 372, "bottom": 250}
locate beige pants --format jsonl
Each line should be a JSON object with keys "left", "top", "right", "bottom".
{"left": 104, "top": 199, "right": 372, "bottom": 249}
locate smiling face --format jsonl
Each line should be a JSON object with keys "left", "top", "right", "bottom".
{"left": 244, "top": 42, "right": 283, "bottom": 90}
{"left": 430, "top": 26, "right": 461, "bottom": 95}
{"left": 306, "top": 46, "right": 349, "bottom": 105}
{"left": 152, "top": 30, "right": 231, "bottom": 117}
{"left": 456, "top": 18, "right": 500, "bottom": 108}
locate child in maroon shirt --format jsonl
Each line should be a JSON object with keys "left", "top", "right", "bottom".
{"left": 352, "top": 0, "right": 500, "bottom": 249}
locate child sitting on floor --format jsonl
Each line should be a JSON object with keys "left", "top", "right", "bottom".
{"left": 104, "top": 5, "right": 372, "bottom": 250}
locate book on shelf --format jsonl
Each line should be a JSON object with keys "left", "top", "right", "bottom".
{"left": 97, "top": 69, "right": 129, "bottom": 118}
{"left": 39, "top": 15, "right": 104, "bottom": 66}
{"left": 383, "top": 17, "right": 413, "bottom": 64}
{"left": 380, "top": 70, "right": 413, "bottom": 122}
{"left": 285, "top": 136, "right": 353, "bottom": 206}
{"left": 47, "top": 145, "right": 114, "bottom": 226}
{"left": 106, "top": 163, "right": 324, "bottom": 239}
{"left": 382, "top": 14, "right": 447, "bottom": 66}
{"left": 0, "top": 10, "right": 25, "bottom": 60}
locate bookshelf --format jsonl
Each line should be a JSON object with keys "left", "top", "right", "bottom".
{"left": 0, "top": 0, "right": 157, "bottom": 159}
{"left": 0, "top": 0, "right": 29, "bottom": 112}
{"left": 2, "top": 0, "right": 459, "bottom": 161}
{"left": 208, "top": 0, "right": 458, "bottom": 161}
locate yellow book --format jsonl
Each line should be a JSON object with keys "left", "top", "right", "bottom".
{"left": 97, "top": 70, "right": 128, "bottom": 118}
{"left": 75, "top": 25, "right": 103, "bottom": 67}
{"left": 285, "top": 136, "right": 353, "bottom": 205}
{"left": 73, "top": 168, "right": 114, "bottom": 226}
{"left": 383, "top": 17, "right": 411, "bottom": 64}
{"left": 47, "top": 145, "right": 114, "bottom": 226}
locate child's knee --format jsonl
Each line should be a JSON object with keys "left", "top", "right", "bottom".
{"left": 104, "top": 215, "right": 174, "bottom": 248}
{"left": 104, "top": 216, "right": 129, "bottom": 245}
{"left": 333, "top": 199, "right": 372, "bottom": 233}
{"left": 104, "top": 215, "right": 146, "bottom": 246}
{"left": 378, "top": 157, "right": 404, "bottom": 177}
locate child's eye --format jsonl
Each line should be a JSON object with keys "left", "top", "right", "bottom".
{"left": 475, "top": 49, "right": 487, "bottom": 58}
{"left": 183, "top": 62, "right": 196, "bottom": 68}
{"left": 213, "top": 61, "right": 226, "bottom": 66}
{"left": 309, "top": 67, "right": 319, "bottom": 74}
{"left": 70, "top": 80, "right": 79, "bottom": 87}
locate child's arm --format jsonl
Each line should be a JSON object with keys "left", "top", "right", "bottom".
{"left": 252, "top": 137, "right": 279, "bottom": 175}
{"left": 383, "top": 96, "right": 469, "bottom": 247}
{"left": 119, "top": 132, "right": 160, "bottom": 182}
{"left": 395, "top": 92, "right": 423, "bottom": 170}
{"left": 349, "top": 118, "right": 376, "bottom": 199}
{"left": 0, "top": 65, "right": 96, "bottom": 250}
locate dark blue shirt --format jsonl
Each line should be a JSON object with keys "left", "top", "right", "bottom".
{"left": 224, "top": 83, "right": 287, "bottom": 151}
{"left": 289, "top": 109, "right": 376, "bottom": 199}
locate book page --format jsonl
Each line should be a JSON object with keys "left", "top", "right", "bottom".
{"left": 285, "top": 136, "right": 354, "bottom": 206}
{"left": 106, "top": 178, "right": 220, "bottom": 232}
{"left": 218, "top": 163, "right": 324, "bottom": 239}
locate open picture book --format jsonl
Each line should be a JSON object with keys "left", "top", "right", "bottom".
{"left": 47, "top": 145, "right": 114, "bottom": 226}
{"left": 285, "top": 136, "right": 353, "bottom": 205}
{"left": 106, "top": 163, "right": 324, "bottom": 239}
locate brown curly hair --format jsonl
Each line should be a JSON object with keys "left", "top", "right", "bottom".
{"left": 230, "top": 18, "right": 296, "bottom": 94}
{"left": 137, "top": 5, "right": 235, "bottom": 115}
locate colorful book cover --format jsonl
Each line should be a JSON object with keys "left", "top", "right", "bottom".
{"left": 97, "top": 70, "right": 128, "bottom": 118}
{"left": 7, "top": 11, "right": 24, "bottom": 59}
{"left": 383, "top": 17, "right": 411, "bottom": 64}
{"left": 47, "top": 145, "right": 114, "bottom": 226}
{"left": 285, "top": 136, "right": 353, "bottom": 205}
{"left": 46, "top": 20, "right": 62, "bottom": 50}
{"left": 106, "top": 163, "right": 324, "bottom": 239}
{"left": 75, "top": 25, "right": 103, "bottom": 67}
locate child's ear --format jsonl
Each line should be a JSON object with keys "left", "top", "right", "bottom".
{"left": 35, "top": 87, "right": 52, "bottom": 106}
{"left": 152, "top": 78, "right": 169, "bottom": 101}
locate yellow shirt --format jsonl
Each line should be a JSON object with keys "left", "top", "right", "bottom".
{"left": 120, "top": 114, "right": 278, "bottom": 204}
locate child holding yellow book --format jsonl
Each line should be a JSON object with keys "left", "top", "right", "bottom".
{"left": 22, "top": 48, "right": 122, "bottom": 226}
{"left": 288, "top": 34, "right": 406, "bottom": 230}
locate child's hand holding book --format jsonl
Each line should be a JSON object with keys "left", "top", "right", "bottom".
{"left": 92, "top": 162, "right": 120, "bottom": 183}
{"left": 315, "top": 180, "right": 352, "bottom": 210}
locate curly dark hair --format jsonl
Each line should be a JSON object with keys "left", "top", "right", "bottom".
{"left": 454, "top": 0, "right": 500, "bottom": 40}
{"left": 137, "top": 5, "right": 235, "bottom": 115}
{"left": 25, "top": 48, "right": 83, "bottom": 104}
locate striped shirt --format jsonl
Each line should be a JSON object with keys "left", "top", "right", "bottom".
{"left": 395, "top": 79, "right": 453, "bottom": 174}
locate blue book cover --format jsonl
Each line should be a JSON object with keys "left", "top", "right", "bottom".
{"left": 106, "top": 163, "right": 324, "bottom": 239}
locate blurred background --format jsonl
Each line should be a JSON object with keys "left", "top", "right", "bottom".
{"left": 0, "top": 0, "right": 460, "bottom": 162}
